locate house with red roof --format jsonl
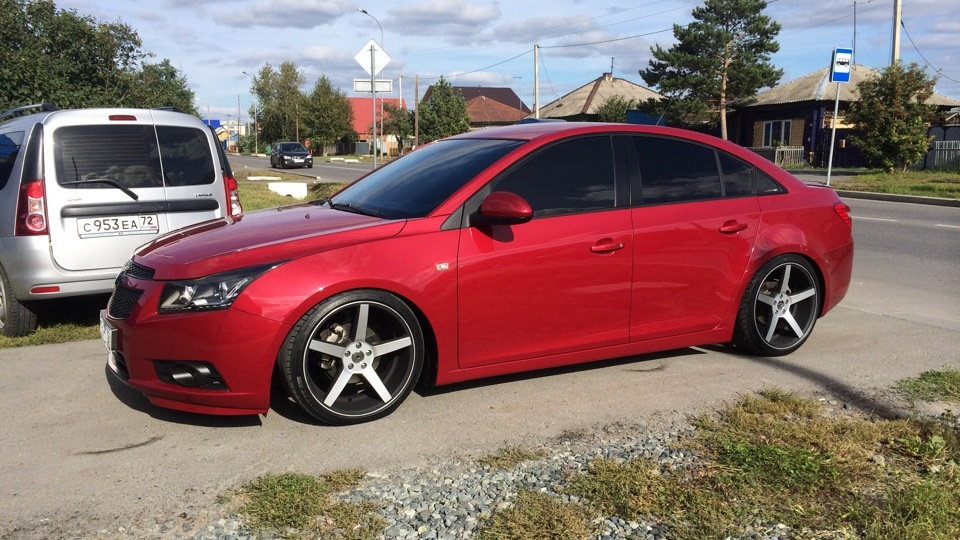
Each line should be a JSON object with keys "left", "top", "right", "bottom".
{"left": 421, "top": 86, "right": 530, "bottom": 129}
{"left": 347, "top": 97, "right": 407, "bottom": 155}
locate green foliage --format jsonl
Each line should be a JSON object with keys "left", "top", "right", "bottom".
{"left": 231, "top": 470, "right": 383, "bottom": 539}
{"left": 418, "top": 76, "right": 471, "bottom": 143}
{"left": 383, "top": 102, "right": 414, "bottom": 153}
{"left": 831, "top": 170, "right": 960, "bottom": 199}
{"left": 252, "top": 62, "right": 307, "bottom": 145}
{"left": 639, "top": 0, "right": 782, "bottom": 139}
{"left": 595, "top": 96, "right": 638, "bottom": 123}
{"left": 301, "top": 75, "right": 355, "bottom": 152}
{"left": 895, "top": 368, "right": 960, "bottom": 402}
{"left": 0, "top": 0, "right": 194, "bottom": 112}
{"left": 847, "top": 63, "right": 939, "bottom": 173}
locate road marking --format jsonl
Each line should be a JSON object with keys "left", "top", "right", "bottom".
{"left": 853, "top": 216, "right": 898, "bottom": 222}
{"left": 936, "top": 224, "right": 960, "bottom": 229}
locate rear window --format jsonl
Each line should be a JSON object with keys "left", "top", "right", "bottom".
{"left": 53, "top": 125, "right": 214, "bottom": 189}
{"left": 0, "top": 130, "right": 25, "bottom": 189}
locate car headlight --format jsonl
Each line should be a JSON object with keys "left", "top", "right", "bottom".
{"left": 158, "top": 264, "right": 276, "bottom": 313}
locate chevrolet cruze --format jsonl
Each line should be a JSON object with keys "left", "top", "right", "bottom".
{"left": 101, "top": 122, "right": 854, "bottom": 425}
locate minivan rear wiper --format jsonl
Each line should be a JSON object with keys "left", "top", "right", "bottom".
{"left": 60, "top": 178, "right": 139, "bottom": 201}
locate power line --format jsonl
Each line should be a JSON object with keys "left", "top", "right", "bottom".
{"left": 900, "top": 19, "right": 960, "bottom": 84}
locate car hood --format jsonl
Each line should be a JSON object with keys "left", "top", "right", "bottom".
{"left": 280, "top": 150, "right": 310, "bottom": 157}
{"left": 134, "top": 203, "right": 405, "bottom": 280}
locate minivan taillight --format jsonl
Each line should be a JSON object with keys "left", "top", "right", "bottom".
{"left": 16, "top": 180, "right": 48, "bottom": 235}
{"left": 225, "top": 175, "right": 242, "bottom": 216}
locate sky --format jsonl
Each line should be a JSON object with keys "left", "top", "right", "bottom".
{"left": 56, "top": 0, "right": 960, "bottom": 124}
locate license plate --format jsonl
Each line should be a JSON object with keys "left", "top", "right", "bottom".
{"left": 99, "top": 310, "right": 117, "bottom": 351}
{"left": 78, "top": 215, "right": 159, "bottom": 238}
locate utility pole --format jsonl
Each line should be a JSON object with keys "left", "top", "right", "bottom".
{"left": 891, "top": 0, "right": 902, "bottom": 65}
{"left": 414, "top": 75, "right": 419, "bottom": 148}
{"left": 534, "top": 44, "right": 540, "bottom": 119}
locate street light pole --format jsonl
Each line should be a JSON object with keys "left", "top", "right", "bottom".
{"left": 357, "top": 8, "right": 384, "bottom": 166}
{"left": 241, "top": 71, "right": 258, "bottom": 155}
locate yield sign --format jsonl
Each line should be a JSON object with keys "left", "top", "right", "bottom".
{"left": 354, "top": 40, "right": 391, "bottom": 77}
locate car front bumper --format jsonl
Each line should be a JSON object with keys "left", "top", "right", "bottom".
{"left": 102, "top": 280, "right": 290, "bottom": 416}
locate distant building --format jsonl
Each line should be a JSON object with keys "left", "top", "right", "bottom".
{"left": 347, "top": 97, "right": 407, "bottom": 156}
{"left": 420, "top": 85, "right": 530, "bottom": 129}
{"left": 731, "top": 65, "right": 960, "bottom": 168}
{"left": 537, "top": 73, "right": 663, "bottom": 122}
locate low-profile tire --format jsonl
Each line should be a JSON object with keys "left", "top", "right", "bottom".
{"left": 279, "top": 290, "right": 424, "bottom": 425}
{"left": 0, "top": 265, "right": 38, "bottom": 337}
{"left": 733, "top": 255, "right": 821, "bottom": 357}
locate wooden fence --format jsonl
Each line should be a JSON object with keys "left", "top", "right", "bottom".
{"left": 928, "top": 140, "right": 960, "bottom": 171}
{"left": 746, "top": 146, "right": 806, "bottom": 168}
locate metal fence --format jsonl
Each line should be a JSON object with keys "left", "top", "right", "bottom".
{"left": 747, "top": 146, "right": 806, "bottom": 168}
{"left": 928, "top": 140, "right": 960, "bottom": 171}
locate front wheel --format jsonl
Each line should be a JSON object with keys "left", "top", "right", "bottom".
{"left": 733, "top": 255, "right": 821, "bottom": 356}
{"left": 279, "top": 290, "right": 424, "bottom": 425}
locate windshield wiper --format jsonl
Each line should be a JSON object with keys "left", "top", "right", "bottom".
{"left": 60, "top": 178, "right": 139, "bottom": 201}
{"left": 329, "top": 201, "right": 384, "bottom": 218}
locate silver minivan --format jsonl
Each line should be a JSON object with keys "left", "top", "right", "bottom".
{"left": 0, "top": 104, "right": 242, "bottom": 336}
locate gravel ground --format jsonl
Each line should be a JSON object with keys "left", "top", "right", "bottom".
{"left": 46, "top": 399, "right": 960, "bottom": 540}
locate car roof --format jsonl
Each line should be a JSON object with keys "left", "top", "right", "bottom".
{"left": 451, "top": 121, "right": 720, "bottom": 144}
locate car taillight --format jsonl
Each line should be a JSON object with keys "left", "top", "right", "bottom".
{"left": 16, "top": 180, "right": 48, "bottom": 236}
{"left": 225, "top": 175, "right": 242, "bottom": 216}
{"left": 834, "top": 202, "right": 852, "bottom": 230}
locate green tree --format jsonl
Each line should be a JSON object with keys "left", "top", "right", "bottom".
{"left": 301, "top": 75, "right": 354, "bottom": 153}
{"left": 383, "top": 102, "right": 413, "bottom": 153}
{"left": 418, "top": 77, "right": 471, "bottom": 143}
{"left": 123, "top": 60, "right": 197, "bottom": 114}
{"left": 595, "top": 96, "right": 637, "bottom": 123}
{"left": 639, "top": 0, "right": 782, "bottom": 139}
{"left": 847, "top": 62, "right": 937, "bottom": 173}
{"left": 0, "top": 0, "right": 193, "bottom": 111}
{"left": 252, "top": 62, "right": 306, "bottom": 144}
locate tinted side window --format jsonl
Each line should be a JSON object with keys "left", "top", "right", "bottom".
{"left": 634, "top": 137, "right": 721, "bottom": 204}
{"left": 54, "top": 125, "right": 163, "bottom": 189}
{"left": 493, "top": 136, "right": 615, "bottom": 217}
{"left": 0, "top": 130, "right": 25, "bottom": 190}
{"left": 756, "top": 171, "right": 785, "bottom": 194}
{"left": 719, "top": 152, "right": 753, "bottom": 197}
{"left": 156, "top": 126, "right": 215, "bottom": 186}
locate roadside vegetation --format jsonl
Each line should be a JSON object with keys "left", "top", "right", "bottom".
{"left": 215, "top": 388, "right": 958, "bottom": 540}
{"left": 831, "top": 170, "right": 960, "bottom": 199}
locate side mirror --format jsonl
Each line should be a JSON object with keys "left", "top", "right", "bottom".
{"left": 477, "top": 191, "right": 533, "bottom": 226}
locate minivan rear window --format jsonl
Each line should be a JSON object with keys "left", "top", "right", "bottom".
{"left": 53, "top": 125, "right": 215, "bottom": 190}
{"left": 0, "top": 130, "right": 25, "bottom": 189}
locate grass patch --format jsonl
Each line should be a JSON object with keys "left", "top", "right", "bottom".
{"left": 896, "top": 368, "right": 960, "bottom": 403}
{"left": 0, "top": 323, "right": 100, "bottom": 348}
{"left": 567, "top": 389, "right": 960, "bottom": 540}
{"left": 474, "top": 490, "right": 599, "bottom": 540}
{"left": 222, "top": 469, "right": 382, "bottom": 539}
{"left": 477, "top": 446, "right": 549, "bottom": 470}
{"left": 832, "top": 170, "right": 960, "bottom": 199}
{"left": 237, "top": 173, "right": 345, "bottom": 212}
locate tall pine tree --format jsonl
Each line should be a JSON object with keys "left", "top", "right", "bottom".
{"left": 640, "top": 0, "right": 781, "bottom": 139}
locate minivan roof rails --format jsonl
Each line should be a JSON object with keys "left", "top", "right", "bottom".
{"left": 0, "top": 103, "right": 60, "bottom": 122}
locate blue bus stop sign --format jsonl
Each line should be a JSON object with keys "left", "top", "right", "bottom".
{"left": 830, "top": 48, "right": 853, "bottom": 83}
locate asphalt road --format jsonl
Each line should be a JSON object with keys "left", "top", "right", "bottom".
{"left": 228, "top": 153, "right": 371, "bottom": 184}
{"left": 1, "top": 197, "right": 958, "bottom": 539}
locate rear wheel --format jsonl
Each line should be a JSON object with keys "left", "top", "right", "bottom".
{"left": 733, "top": 255, "right": 821, "bottom": 356}
{"left": 279, "top": 290, "right": 424, "bottom": 425}
{"left": 0, "top": 266, "right": 38, "bottom": 337}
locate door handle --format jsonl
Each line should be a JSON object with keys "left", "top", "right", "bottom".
{"left": 590, "top": 241, "right": 624, "bottom": 253}
{"left": 719, "top": 221, "right": 747, "bottom": 234}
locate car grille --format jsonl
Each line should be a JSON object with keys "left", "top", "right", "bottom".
{"left": 124, "top": 261, "right": 156, "bottom": 281}
{"left": 108, "top": 283, "right": 143, "bottom": 320}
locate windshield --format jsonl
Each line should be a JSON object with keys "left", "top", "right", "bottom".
{"left": 330, "top": 138, "right": 523, "bottom": 220}
{"left": 281, "top": 143, "right": 306, "bottom": 152}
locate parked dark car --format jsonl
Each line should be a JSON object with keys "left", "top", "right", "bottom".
{"left": 102, "top": 122, "right": 854, "bottom": 425}
{"left": 270, "top": 141, "right": 312, "bottom": 169}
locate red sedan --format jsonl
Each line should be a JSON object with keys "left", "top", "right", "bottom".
{"left": 101, "top": 123, "right": 853, "bottom": 425}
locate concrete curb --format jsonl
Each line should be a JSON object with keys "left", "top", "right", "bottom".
{"left": 834, "top": 190, "right": 960, "bottom": 208}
